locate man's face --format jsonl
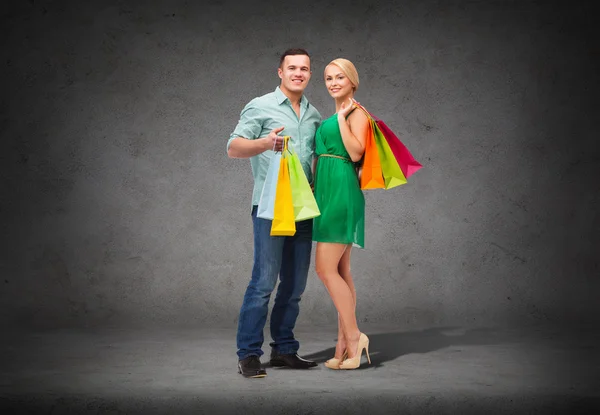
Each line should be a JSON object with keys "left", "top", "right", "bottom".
{"left": 278, "top": 54, "right": 312, "bottom": 94}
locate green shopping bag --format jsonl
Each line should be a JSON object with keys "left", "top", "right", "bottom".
{"left": 371, "top": 119, "right": 407, "bottom": 189}
{"left": 288, "top": 150, "right": 320, "bottom": 221}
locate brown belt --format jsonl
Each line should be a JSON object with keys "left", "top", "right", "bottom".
{"left": 319, "top": 154, "right": 352, "bottom": 162}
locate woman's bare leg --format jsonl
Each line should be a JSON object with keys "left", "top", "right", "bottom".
{"left": 316, "top": 242, "right": 361, "bottom": 359}
{"left": 333, "top": 245, "right": 357, "bottom": 358}
{"left": 338, "top": 244, "right": 357, "bottom": 305}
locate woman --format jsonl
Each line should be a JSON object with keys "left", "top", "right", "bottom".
{"left": 312, "top": 58, "right": 371, "bottom": 370}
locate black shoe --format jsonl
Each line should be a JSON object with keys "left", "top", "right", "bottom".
{"left": 270, "top": 351, "right": 318, "bottom": 369}
{"left": 238, "top": 356, "right": 267, "bottom": 378}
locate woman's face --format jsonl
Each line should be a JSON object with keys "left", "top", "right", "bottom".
{"left": 324, "top": 64, "right": 354, "bottom": 100}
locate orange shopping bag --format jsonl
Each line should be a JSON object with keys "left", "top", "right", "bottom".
{"left": 359, "top": 119, "right": 385, "bottom": 190}
{"left": 357, "top": 103, "right": 421, "bottom": 189}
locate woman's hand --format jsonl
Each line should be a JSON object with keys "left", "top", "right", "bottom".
{"left": 336, "top": 97, "right": 368, "bottom": 162}
{"left": 337, "top": 98, "right": 357, "bottom": 120}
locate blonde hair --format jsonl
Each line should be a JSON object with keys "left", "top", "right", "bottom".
{"left": 326, "top": 58, "right": 360, "bottom": 91}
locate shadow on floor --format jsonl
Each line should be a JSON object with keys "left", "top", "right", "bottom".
{"left": 298, "top": 326, "right": 502, "bottom": 370}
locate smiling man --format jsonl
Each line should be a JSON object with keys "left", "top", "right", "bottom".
{"left": 227, "top": 48, "right": 322, "bottom": 378}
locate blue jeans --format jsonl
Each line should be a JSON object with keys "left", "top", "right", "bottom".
{"left": 236, "top": 205, "right": 313, "bottom": 360}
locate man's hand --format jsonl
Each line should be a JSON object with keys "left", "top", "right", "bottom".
{"left": 228, "top": 126, "right": 287, "bottom": 158}
{"left": 263, "top": 126, "right": 285, "bottom": 152}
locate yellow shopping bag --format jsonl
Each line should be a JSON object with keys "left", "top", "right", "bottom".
{"left": 270, "top": 137, "right": 296, "bottom": 236}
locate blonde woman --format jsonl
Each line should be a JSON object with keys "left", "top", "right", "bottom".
{"left": 312, "top": 59, "right": 371, "bottom": 369}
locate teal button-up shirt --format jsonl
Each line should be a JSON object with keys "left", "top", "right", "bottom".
{"left": 228, "top": 86, "right": 322, "bottom": 207}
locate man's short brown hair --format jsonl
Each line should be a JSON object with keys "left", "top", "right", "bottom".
{"left": 279, "top": 48, "right": 310, "bottom": 68}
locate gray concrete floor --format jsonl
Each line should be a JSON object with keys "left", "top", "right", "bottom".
{"left": 1, "top": 323, "right": 599, "bottom": 414}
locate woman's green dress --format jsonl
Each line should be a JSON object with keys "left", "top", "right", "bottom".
{"left": 312, "top": 113, "right": 365, "bottom": 248}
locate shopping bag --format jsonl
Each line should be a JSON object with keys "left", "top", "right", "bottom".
{"left": 376, "top": 118, "right": 423, "bottom": 179}
{"left": 359, "top": 121, "right": 385, "bottom": 190}
{"left": 270, "top": 137, "right": 296, "bottom": 236}
{"left": 372, "top": 120, "right": 407, "bottom": 189}
{"left": 256, "top": 152, "right": 281, "bottom": 220}
{"left": 288, "top": 149, "right": 320, "bottom": 221}
{"left": 356, "top": 103, "right": 421, "bottom": 189}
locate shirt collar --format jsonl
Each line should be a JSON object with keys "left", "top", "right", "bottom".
{"left": 275, "top": 86, "right": 309, "bottom": 108}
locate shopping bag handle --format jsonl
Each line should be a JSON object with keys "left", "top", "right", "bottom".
{"left": 282, "top": 135, "right": 290, "bottom": 154}
{"left": 354, "top": 102, "right": 372, "bottom": 120}
{"left": 274, "top": 135, "right": 291, "bottom": 153}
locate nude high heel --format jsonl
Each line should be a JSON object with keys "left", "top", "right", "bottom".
{"left": 324, "top": 350, "right": 348, "bottom": 370}
{"left": 339, "top": 333, "right": 371, "bottom": 370}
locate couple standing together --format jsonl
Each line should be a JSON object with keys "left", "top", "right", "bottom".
{"left": 227, "top": 48, "right": 371, "bottom": 378}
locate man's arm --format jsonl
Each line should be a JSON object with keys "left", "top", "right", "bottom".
{"left": 227, "top": 127, "right": 286, "bottom": 159}
{"left": 227, "top": 137, "right": 269, "bottom": 159}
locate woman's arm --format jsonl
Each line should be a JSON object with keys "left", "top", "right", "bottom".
{"left": 337, "top": 100, "right": 369, "bottom": 162}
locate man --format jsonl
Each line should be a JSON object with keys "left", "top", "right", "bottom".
{"left": 227, "top": 48, "right": 322, "bottom": 378}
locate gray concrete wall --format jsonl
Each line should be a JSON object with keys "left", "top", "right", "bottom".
{"left": 1, "top": 0, "right": 598, "bottom": 329}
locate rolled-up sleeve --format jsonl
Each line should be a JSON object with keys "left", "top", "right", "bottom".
{"left": 226, "top": 102, "right": 264, "bottom": 151}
